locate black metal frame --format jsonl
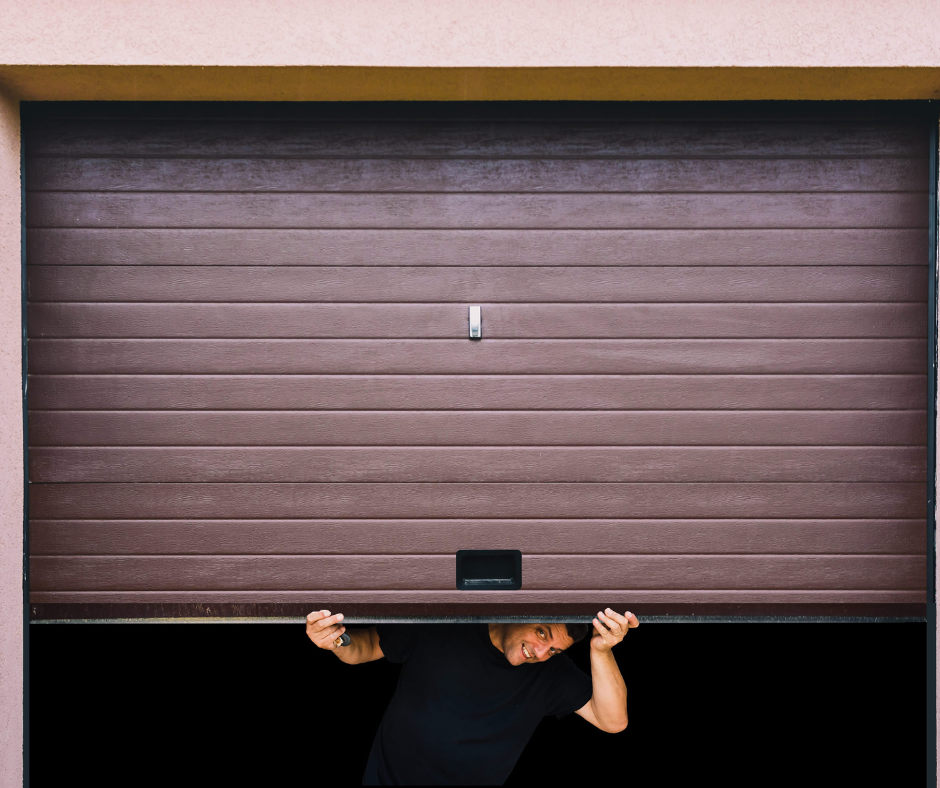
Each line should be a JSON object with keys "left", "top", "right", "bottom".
{"left": 20, "top": 100, "right": 30, "bottom": 788}
{"left": 926, "top": 108, "right": 938, "bottom": 788}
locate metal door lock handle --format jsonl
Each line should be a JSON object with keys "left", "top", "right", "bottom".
{"left": 469, "top": 305, "right": 482, "bottom": 339}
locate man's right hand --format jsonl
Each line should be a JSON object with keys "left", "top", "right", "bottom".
{"left": 306, "top": 609, "right": 346, "bottom": 650}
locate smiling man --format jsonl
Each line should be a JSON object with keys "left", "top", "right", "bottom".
{"left": 306, "top": 610, "right": 639, "bottom": 785}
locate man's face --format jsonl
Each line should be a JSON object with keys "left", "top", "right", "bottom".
{"left": 497, "top": 623, "right": 575, "bottom": 666}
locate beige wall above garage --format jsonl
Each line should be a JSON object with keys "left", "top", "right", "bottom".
{"left": 1, "top": 0, "right": 939, "bottom": 67}
{"left": 0, "top": 0, "right": 939, "bottom": 100}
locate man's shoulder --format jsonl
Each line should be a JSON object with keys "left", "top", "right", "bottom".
{"left": 542, "top": 651, "right": 589, "bottom": 683}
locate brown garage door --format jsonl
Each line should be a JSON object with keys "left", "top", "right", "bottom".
{"left": 25, "top": 104, "right": 929, "bottom": 620}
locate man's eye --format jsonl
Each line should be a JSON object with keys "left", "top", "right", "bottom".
{"left": 538, "top": 629, "right": 545, "bottom": 638}
{"left": 549, "top": 648, "right": 556, "bottom": 655}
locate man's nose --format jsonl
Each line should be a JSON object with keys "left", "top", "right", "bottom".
{"left": 533, "top": 642, "right": 550, "bottom": 660}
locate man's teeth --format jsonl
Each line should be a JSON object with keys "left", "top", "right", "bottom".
{"left": 522, "top": 644, "right": 532, "bottom": 659}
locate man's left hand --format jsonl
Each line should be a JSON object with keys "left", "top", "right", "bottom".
{"left": 591, "top": 609, "right": 639, "bottom": 653}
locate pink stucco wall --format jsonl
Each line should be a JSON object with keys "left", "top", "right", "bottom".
{"left": 0, "top": 89, "right": 21, "bottom": 788}
{"left": 0, "top": 0, "right": 938, "bottom": 68}
{"left": 0, "top": 2, "right": 937, "bottom": 785}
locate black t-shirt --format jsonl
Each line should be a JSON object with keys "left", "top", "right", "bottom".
{"left": 362, "top": 624, "right": 593, "bottom": 786}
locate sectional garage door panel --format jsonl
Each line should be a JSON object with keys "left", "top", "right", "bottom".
{"left": 29, "top": 519, "right": 927, "bottom": 556}
{"left": 25, "top": 192, "right": 930, "bottom": 229}
{"left": 29, "top": 411, "right": 929, "bottom": 447}
{"left": 24, "top": 265, "right": 930, "bottom": 303}
{"left": 26, "top": 375, "right": 928, "bottom": 412}
{"left": 26, "top": 155, "right": 930, "bottom": 194}
{"left": 25, "top": 106, "right": 929, "bottom": 619}
{"left": 26, "top": 229, "right": 929, "bottom": 267}
{"left": 28, "top": 303, "right": 929, "bottom": 339}
{"left": 25, "top": 118, "right": 928, "bottom": 156}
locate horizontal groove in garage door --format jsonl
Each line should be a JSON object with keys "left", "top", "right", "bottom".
{"left": 27, "top": 375, "right": 929, "bottom": 411}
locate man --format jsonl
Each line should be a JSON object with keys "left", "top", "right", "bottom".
{"left": 306, "top": 608, "right": 639, "bottom": 785}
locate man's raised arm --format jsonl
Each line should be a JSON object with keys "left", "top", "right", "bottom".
{"left": 306, "top": 610, "right": 385, "bottom": 665}
{"left": 575, "top": 609, "right": 639, "bottom": 733}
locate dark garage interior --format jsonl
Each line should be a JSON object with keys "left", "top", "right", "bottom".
{"left": 29, "top": 622, "right": 926, "bottom": 785}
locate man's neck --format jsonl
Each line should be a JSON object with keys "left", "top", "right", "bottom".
{"left": 488, "top": 623, "right": 505, "bottom": 653}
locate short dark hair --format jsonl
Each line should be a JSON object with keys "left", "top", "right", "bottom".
{"left": 563, "top": 622, "right": 591, "bottom": 644}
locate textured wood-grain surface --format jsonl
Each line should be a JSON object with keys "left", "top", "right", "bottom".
{"left": 28, "top": 266, "right": 927, "bottom": 302}
{"left": 27, "top": 446, "right": 928, "bottom": 483}
{"left": 26, "top": 228, "right": 929, "bottom": 266}
{"left": 28, "top": 375, "right": 926, "bottom": 410}
{"left": 25, "top": 107, "right": 929, "bottom": 617}
{"left": 29, "top": 482, "right": 927, "bottom": 520}
{"left": 26, "top": 156, "right": 929, "bottom": 194}
{"left": 28, "top": 302, "right": 928, "bottom": 338}
{"left": 28, "top": 519, "right": 926, "bottom": 555}
{"left": 29, "top": 555, "right": 926, "bottom": 592}
{"left": 29, "top": 411, "right": 927, "bottom": 446}
{"left": 27, "top": 338, "right": 929, "bottom": 374}
{"left": 26, "top": 192, "right": 929, "bottom": 229}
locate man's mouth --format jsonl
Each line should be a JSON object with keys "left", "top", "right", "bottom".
{"left": 521, "top": 643, "right": 533, "bottom": 660}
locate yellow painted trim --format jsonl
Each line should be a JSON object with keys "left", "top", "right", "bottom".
{"left": 1, "top": 65, "right": 939, "bottom": 102}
